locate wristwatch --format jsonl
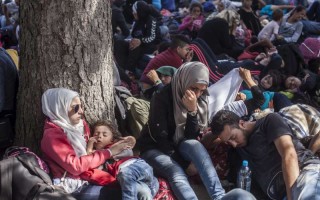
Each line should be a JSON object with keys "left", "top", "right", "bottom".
{"left": 187, "top": 110, "right": 197, "bottom": 116}
{"left": 154, "top": 80, "right": 162, "bottom": 85}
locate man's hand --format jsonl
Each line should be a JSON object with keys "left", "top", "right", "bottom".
{"left": 147, "top": 69, "right": 161, "bottom": 84}
{"left": 308, "top": 132, "right": 320, "bottom": 154}
{"left": 184, "top": 50, "right": 194, "bottom": 62}
{"left": 129, "top": 38, "right": 141, "bottom": 50}
{"left": 182, "top": 89, "right": 197, "bottom": 112}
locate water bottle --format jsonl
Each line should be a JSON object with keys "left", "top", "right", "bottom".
{"left": 237, "top": 160, "right": 251, "bottom": 192}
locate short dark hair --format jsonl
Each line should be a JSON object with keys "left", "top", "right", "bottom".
{"left": 210, "top": 110, "right": 240, "bottom": 136}
{"left": 91, "top": 120, "right": 122, "bottom": 140}
{"left": 290, "top": 5, "right": 305, "bottom": 18}
{"left": 272, "top": 9, "right": 283, "bottom": 21}
{"left": 157, "top": 41, "right": 171, "bottom": 53}
{"left": 170, "top": 34, "right": 191, "bottom": 49}
{"left": 189, "top": 2, "right": 203, "bottom": 13}
{"left": 294, "top": 5, "right": 305, "bottom": 13}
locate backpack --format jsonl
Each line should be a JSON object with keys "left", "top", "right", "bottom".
{"left": 276, "top": 43, "right": 306, "bottom": 76}
{"left": 0, "top": 146, "right": 76, "bottom": 200}
{"left": 0, "top": 113, "right": 14, "bottom": 148}
{"left": 299, "top": 37, "right": 320, "bottom": 62}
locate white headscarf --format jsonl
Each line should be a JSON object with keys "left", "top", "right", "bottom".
{"left": 42, "top": 88, "right": 87, "bottom": 157}
{"left": 171, "top": 62, "right": 209, "bottom": 143}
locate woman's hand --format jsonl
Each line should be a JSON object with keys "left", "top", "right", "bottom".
{"left": 108, "top": 139, "right": 132, "bottom": 156}
{"left": 86, "top": 137, "right": 97, "bottom": 154}
{"left": 239, "top": 67, "right": 256, "bottom": 88}
{"left": 239, "top": 67, "right": 251, "bottom": 80}
{"left": 182, "top": 89, "right": 197, "bottom": 112}
{"left": 235, "top": 92, "right": 246, "bottom": 101}
{"left": 129, "top": 38, "right": 141, "bottom": 50}
{"left": 120, "top": 136, "right": 136, "bottom": 149}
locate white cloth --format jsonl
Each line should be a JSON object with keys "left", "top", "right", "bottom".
{"left": 222, "top": 100, "right": 248, "bottom": 117}
{"left": 208, "top": 68, "right": 243, "bottom": 121}
{"left": 42, "top": 88, "right": 87, "bottom": 157}
{"left": 53, "top": 178, "right": 88, "bottom": 193}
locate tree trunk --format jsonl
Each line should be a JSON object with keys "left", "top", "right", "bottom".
{"left": 15, "top": 0, "right": 114, "bottom": 153}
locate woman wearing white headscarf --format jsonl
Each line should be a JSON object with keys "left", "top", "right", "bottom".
{"left": 40, "top": 88, "right": 147, "bottom": 199}
{"left": 138, "top": 62, "right": 256, "bottom": 200}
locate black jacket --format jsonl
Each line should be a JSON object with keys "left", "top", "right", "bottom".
{"left": 112, "top": 4, "right": 130, "bottom": 38}
{"left": 137, "top": 84, "right": 201, "bottom": 169}
{"left": 131, "top": 16, "right": 162, "bottom": 46}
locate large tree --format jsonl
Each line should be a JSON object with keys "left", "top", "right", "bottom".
{"left": 15, "top": 0, "right": 114, "bottom": 152}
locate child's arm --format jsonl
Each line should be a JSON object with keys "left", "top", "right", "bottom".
{"left": 86, "top": 136, "right": 97, "bottom": 154}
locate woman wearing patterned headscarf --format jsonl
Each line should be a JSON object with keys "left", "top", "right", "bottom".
{"left": 138, "top": 62, "right": 256, "bottom": 200}
{"left": 40, "top": 88, "right": 149, "bottom": 199}
{"left": 198, "top": 9, "right": 244, "bottom": 58}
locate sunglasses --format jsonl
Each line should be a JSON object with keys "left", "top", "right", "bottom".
{"left": 71, "top": 104, "right": 82, "bottom": 113}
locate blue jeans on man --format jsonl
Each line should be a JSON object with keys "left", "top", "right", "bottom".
{"left": 291, "top": 163, "right": 320, "bottom": 199}
{"left": 141, "top": 139, "right": 256, "bottom": 200}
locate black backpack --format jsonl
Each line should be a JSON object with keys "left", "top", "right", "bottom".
{"left": 276, "top": 43, "right": 306, "bottom": 76}
{"left": 0, "top": 146, "right": 76, "bottom": 200}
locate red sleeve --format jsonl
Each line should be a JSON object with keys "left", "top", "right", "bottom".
{"left": 41, "top": 127, "right": 112, "bottom": 176}
{"left": 80, "top": 168, "right": 117, "bottom": 186}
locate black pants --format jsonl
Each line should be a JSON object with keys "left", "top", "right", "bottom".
{"left": 114, "top": 39, "right": 156, "bottom": 73}
{"left": 0, "top": 110, "right": 15, "bottom": 149}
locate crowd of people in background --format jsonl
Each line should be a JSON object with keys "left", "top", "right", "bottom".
{"left": 2, "top": 0, "right": 320, "bottom": 199}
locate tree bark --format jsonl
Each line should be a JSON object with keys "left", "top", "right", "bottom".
{"left": 16, "top": 0, "right": 114, "bottom": 152}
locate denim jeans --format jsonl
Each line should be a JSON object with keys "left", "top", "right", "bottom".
{"left": 178, "top": 139, "right": 225, "bottom": 200}
{"left": 141, "top": 140, "right": 256, "bottom": 200}
{"left": 291, "top": 163, "right": 320, "bottom": 199}
{"left": 302, "top": 20, "right": 320, "bottom": 36}
{"left": 117, "top": 158, "right": 159, "bottom": 200}
{"left": 307, "top": 1, "right": 320, "bottom": 22}
{"left": 141, "top": 148, "right": 198, "bottom": 199}
{"left": 72, "top": 180, "right": 154, "bottom": 200}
